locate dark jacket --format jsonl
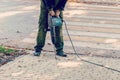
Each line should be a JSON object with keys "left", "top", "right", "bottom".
{"left": 42, "top": 0, "right": 67, "bottom": 11}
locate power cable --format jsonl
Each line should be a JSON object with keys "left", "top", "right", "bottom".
{"left": 63, "top": 20, "right": 120, "bottom": 73}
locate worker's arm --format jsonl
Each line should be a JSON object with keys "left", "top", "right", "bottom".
{"left": 55, "top": 0, "right": 68, "bottom": 11}
{"left": 42, "top": 0, "right": 54, "bottom": 11}
{"left": 55, "top": 0, "right": 67, "bottom": 17}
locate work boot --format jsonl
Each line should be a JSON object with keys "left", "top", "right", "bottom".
{"left": 34, "top": 51, "right": 41, "bottom": 56}
{"left": 56, "top": 51, "right": 67, "bottom": 57}
{"left": 34, "top": 48, "right": 41, "bottom": 56}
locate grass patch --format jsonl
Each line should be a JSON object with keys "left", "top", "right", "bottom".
{"left": 0, "top": 46, "right": 15, "bottom": 55}
{"left": 0, "top": 46, "right": 29, "bottom": 66}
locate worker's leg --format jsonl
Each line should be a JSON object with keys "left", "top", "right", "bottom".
{"left": 51, "top": 11, "right": 67, "bottom": 57}
{"left": 34, "top": 27, "right": 47, "bottom": 52}
{"left": 54, "top": 26, "right": 64, "bottom": 52}
{"left": 34, "top": 9, "right": 48, "bottom": 56}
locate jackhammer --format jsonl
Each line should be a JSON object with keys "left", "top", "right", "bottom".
{"left": 48, "top": 15, "right": 62, "bottom": 44}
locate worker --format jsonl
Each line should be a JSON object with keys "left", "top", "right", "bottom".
{"left": 34, "top": 0, "right": 68, "bottom": 57}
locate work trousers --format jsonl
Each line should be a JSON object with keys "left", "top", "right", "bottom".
{"left": 34, "top": 8, "right": 64, "bottom": 52}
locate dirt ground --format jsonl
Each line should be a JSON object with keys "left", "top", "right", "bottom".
{"left": 0, "top": 0, "right": 120, "bottom": 80}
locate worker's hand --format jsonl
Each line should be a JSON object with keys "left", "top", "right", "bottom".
{"left": 49, "top": 10, "right": 55, "bottom": 16}
{"left": 55, "top": 10, "right": 60, "bottom": 17}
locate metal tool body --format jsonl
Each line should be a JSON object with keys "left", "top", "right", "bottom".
{"left": 48, "top": 15, "right": 62, "bottom": 45}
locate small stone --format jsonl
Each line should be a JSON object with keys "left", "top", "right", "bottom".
{"left": 16, "top": 31, "right": 21, "bottom": 33}
{"left": 0, "top": 53, "right": 4, "bottom": 56}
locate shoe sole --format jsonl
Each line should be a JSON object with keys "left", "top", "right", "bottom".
{"left": 56, "top": 54, "right": 67, "bottom": 57}
{"left": 34, "top": 53, "right": 40, "bottom": 56}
